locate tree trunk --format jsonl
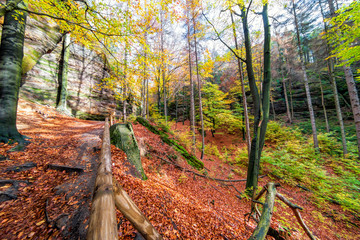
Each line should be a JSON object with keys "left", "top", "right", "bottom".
{"left": 186, "top": 4, "right": 196, "bottom": 155}
{"left": 241, "top": 2, "right": 271, "bottom": 195}
{"left": 192, "top": 10, "right": 205, "bottom": 160}
{"left": 56, "top": 33, "right": 70, "bottom": 112}
{"left": 0, "top": 0, "right": 28, "bottom": 143}
{"left": 256, "top": 2, "right": 272, "bottom": 181}
{"left": 230, "top": 10, "right": 251, "bottom": 157}
{"left": 292, "top": 0, "right": 319, "bottom": 150}
{"left": 289, "top": 74, "right": 294, "bottom": 119}
{"left": 283, "top": 79, "right": 292, "bottom": 123}
{"left": 343, "top": 65, "right": 360, "bottom": 157}
{"left": 276, "top": 40, "right": 292, "bottom": 124}
{"left": 319, "top": 76, "right": 330, "bottom": 133}
{"left": 248, "top": 183, "right": 277, "bottom": 240}
{"left": 321, "top": 0, "right": 348, "bottom": 155}
{"left": 160, "top": 11, "right": 167, "bottom": 122}
{"left": 240, "top": 5, "right": 260, "bottom": 193}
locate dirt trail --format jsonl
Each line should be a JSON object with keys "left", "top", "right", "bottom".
{"left": 0, "top": 99, "right": 103, "bottom": 239}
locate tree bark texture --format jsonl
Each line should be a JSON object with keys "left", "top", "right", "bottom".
{"left": 0, "top": 0, "right": 28, "bottom": 143}
{"left": 160, "top": 10, "right": 167, "bottom": 122}
{"left": 56, "top": 33, "right": 70, "bottom": 111}
{"left": 192, "top": 9, "right": 205, "bottom": 160}
{"left": 243, "top": 3, "right": 272, "bottom": 194}
{"left": 87, "top": 118, "right": 118, "bottom": 240}
{"left": 186, "top": 3, "right": 196, "bottom": 155}
{"left": 230, "top": 10, "right": 251, "bottom": 157}
{"left": 319, "top": 77, "right": 330, "bottom": 132}
{"left": 240, "top": 5, "right": 260, "bottom": 193}
{"left": 292, "top": 0, "right": 319, "bottom": 149}
{"left": 248, "top": 183, "right": 277, "bottom": 240}
{"left": 343, "top": 65, "right": 360, "bottom": 157}
{"left": 318, "top": 0, "right": 347, "bottom": 154}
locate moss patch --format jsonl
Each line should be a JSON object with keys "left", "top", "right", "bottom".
{"left": 110, "top": 123, "right": 147, "bottom": 180}
{"left": 136, "top": 117, "right": 204, "bottom": 170}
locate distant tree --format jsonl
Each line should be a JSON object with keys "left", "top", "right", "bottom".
{"left": 56, "top": 33, "right": 71, "bottom": 113}
{"left": 202, "top": 82, "right": 242, "bottom": 137}
{"left": 326, "top": 1, "right": 360, "bottom": 157}
{"left": 291, "top": 0, "right": 319, "bottom": 150}
{"left": 317, "top": 0, "right": 347, "bottom": 155}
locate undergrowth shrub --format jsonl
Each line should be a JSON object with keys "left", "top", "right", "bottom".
{"left": 265, "top": 121, "right": 303, "bottom": 144}
{"left": 205, "top": 143, "right": 221, "bottom": 158}
{"left": 317, "top": 133, "right": 342, "bottom": 156}
{"left": 261, "top": 124, "right": 360, "bottom": 215}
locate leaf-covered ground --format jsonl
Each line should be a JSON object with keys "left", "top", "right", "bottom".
{"left": 0, "top": 99, "right": 359, "bottom": 239}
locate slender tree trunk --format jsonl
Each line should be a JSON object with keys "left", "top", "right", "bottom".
{"left": 56, "top": 33, "right": 70, "bottom": 112}
{"left": 329, "top": 60, "right": 347, "bottom": 154}
{"left": 186, "top": 4, "right": 196, "bottom": 155}
{"left": 241, "top": 2, "right": 271, "bottom": 195}
{"left": 276, "top": 41, "right": 292, "bottom": 123}
{"left": 321, "top": 0, "right": 348, "bottom": 155}
{"left": 146, "top": 74, "right": 149, "bottom": 119}
{"left": 319, "top": 76, "right": 330, "bottom": 132}
{"left": 292, "top": 0, "right": 319, "bottom": 150}
{"left": 289, "top": 74, "right": 294, "bottom": 119}
{"left": 192, "top": 10, "right": 205, "bottom": 160}
{"left": 271, "top": 95, "right": 276, "bottom": 120}
{"left": 344, "top": 65, "right": 360, "bottom": 157}
{"left": 160, "top": 11, "right": 167, "bottom": 122}
{"left": 240, "top": 5, "right": 260, "bottom": 193}
{"left": 256, "top": 2, "right": 272, "bottom": 174}
{"left": 182, "top": 85, "right": 185, "bottom": 125}
{"left": 175, "top": 93, "right": 178, "bottom": 126}
{"left": 0, "top": 0, "right": 28, "bottom": 143}
{"left": 230, "top": 10, "right": 251, "bottom": 157}
{"left": 123, "top": 41, "right": 128, "bottom": 122}
{"left": 283, "top": 79, "right": 292, "bottom": 123}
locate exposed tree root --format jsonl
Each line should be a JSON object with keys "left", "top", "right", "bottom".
{"left": 155, "top": 155, "right": 265, "bottom": 183}
{"left": 46, "top": 164, "right": 84, "bottom": 173}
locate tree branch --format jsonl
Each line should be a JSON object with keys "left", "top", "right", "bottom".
{"left": 202, "top": 12, "right": 246, "bottom": 63}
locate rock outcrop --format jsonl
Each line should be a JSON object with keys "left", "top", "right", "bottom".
{"left": 0, "top": 13, "right": 116, "bottom": 119}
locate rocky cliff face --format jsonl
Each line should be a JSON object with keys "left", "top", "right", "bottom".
{"left": 1, "top": 14, "right": 116, "bottom": 120}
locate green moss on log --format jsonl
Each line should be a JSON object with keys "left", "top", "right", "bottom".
{"left": 136, "top": 117, "right": 204, "bottom": 170}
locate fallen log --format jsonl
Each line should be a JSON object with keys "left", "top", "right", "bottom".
{"left": 87, "top": 118, "right": 118, "bottom": 240}
{"left": 248, "top": 183, "right": 318, "bottom": 240}
{"left": 248, "top": 182, "right": 277, "bottom": 240}
{"left": 113, "top": 178, "right": 163, "bottom": 240}
{"left": 275, "top": 192, "right": 316, "bottom": 240}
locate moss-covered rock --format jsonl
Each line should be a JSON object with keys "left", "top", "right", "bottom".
{"left": 136, "top": 117, "right": 204, "bottom": 170}
{"left": 110, "top": 123, "right": 147, "bottom": 180}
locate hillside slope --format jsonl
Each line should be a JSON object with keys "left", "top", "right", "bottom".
{"left": 0, "top": 99, "right": 359, "bottom": 239}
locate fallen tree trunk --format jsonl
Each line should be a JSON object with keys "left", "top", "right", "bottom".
{"left": 249, "top": 183, "right": 317, "bottom": 240}
{"left": 249, "top": 182, "right": 277, "bottom": 240}
{"left": 276, "top": 192, "right": 316, "bottom": 240}
{"left": 113, "top": 178, "right": 163, "bottom": 240}
{"left": 87, "top": 118, "right": 118, "bottom": 240}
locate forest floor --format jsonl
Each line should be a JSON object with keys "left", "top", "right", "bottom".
{"left": 0, "top": 99, "right": 359, "bottom": 239}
